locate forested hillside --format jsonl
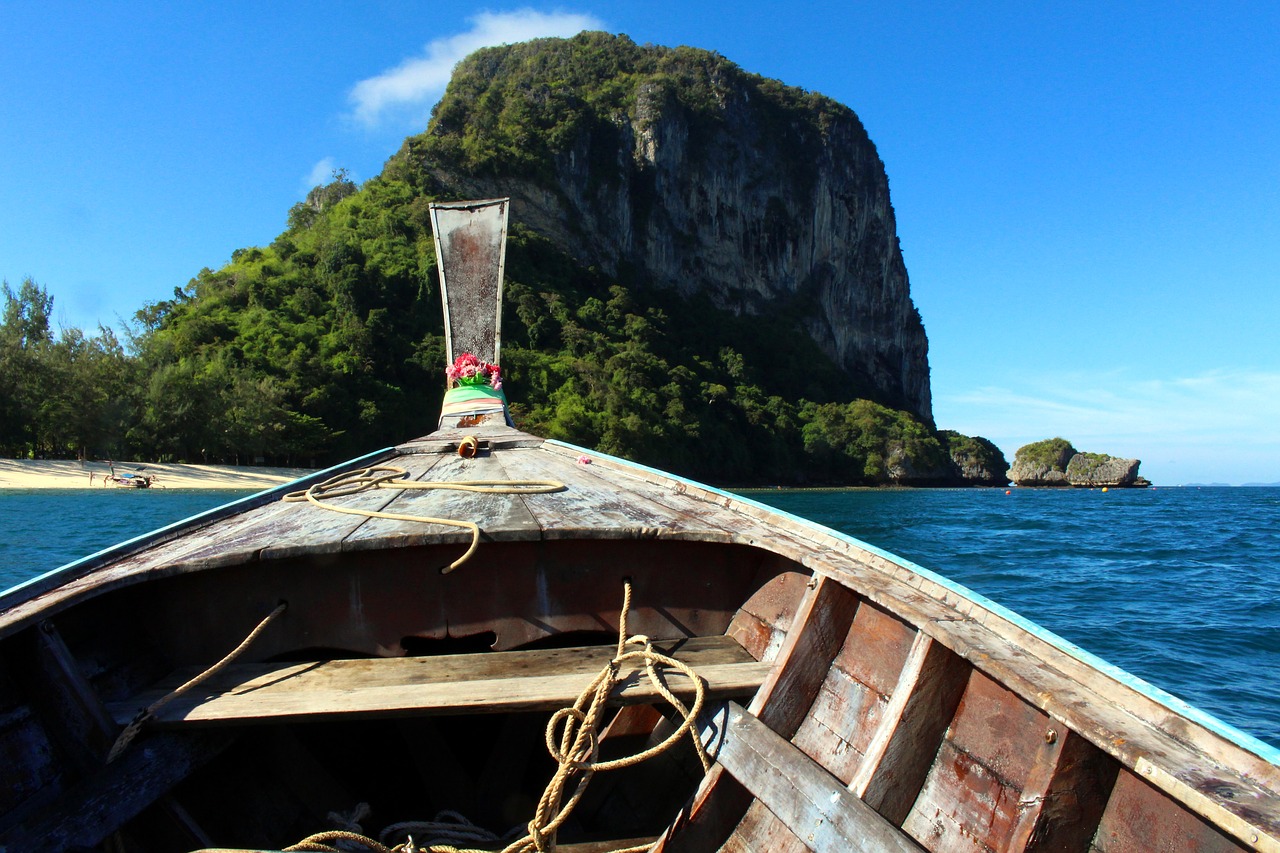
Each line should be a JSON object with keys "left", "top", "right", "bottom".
{"left": 0, "top": 34, "right": 1009, "bottom": 486}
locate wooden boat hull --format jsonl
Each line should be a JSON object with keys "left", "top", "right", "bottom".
{"left": 3, "top": 428, "right": 1278, "bottom": 851}
{"left": 3, "top": 198, "right": 1277, "bottom": 851}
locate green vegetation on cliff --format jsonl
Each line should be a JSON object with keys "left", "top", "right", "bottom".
{"left": 1, "top": 34, "right": 1003, "bottom": 486}
{"left": 1013, "top": 437, "right": 1077, "bottom": 471}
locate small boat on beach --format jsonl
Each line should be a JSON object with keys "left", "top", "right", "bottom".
{"left": 2, "top": 198, "right": 1278, "bottom": 852}
{"left": 103, "top": 463, "right": 158, "bottom": 488}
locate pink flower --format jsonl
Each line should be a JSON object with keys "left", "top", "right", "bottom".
{"left": 446, "top": 353, "right": 503, "bottom": 389}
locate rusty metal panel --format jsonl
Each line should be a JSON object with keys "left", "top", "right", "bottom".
{"left": 429, "top": 198, "right": 509, "bottom": 367}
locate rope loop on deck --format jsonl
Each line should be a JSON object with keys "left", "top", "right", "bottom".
{"left": 107, "top": 601, "right": 287, "bottom": 763}
{"left": 280, "top": 579, "right": 711, "bottom": 853}
{"left": 485, "top": 577, "right": 710, "bottom": 853}
{"left": 283, "top": 460, "right": 566, "bottom": 573}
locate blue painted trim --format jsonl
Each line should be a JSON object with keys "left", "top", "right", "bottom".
{"left": 547, "top": 439, "right": 1280, "bottom": 766}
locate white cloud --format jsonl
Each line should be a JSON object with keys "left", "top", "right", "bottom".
{"left": 303, "top": 157, "right": 338, "bottom": 191}
{"left": 934, "top": 369, "right": 1280, "bottom": 485}
{"left": 348, "top": 9, "right": 605, "bottom": 128}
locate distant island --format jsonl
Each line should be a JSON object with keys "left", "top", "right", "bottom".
{"left": 1008, "top": 438, "right": 1149, "bottom": 488}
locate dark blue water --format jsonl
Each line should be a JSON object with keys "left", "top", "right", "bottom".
{"left": 742, "top": 486, "right": 1280, "bottom": 752}
{"left": 2, "top": 485, "right": 1277, "bottom": 751}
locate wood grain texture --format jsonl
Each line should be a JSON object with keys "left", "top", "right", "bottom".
{"left": 748, "top": 574, "right": 861, "bottom": 738}
{"left": 700, "top": 702, "right": 923, "bottom": 852}
{"left": 341, "top": 450, "right": 542, "bottom": 547}
{"left": 1092, "top": 766, "right": 1248, "bottom": 852}
{"left": 107, "top": 636, "right": 769, "bottom": 726}
{"left": 726, "top": 569, "right": 811, "bottom": 663}
{"left": 853, "top": 634, "right": 970, "bottom": 824}
{"left": 791, "top": 600, "right": 920, "bottom": 783}
{"left": 721, "top": 800, "right": 811, "bottom": 853}
{"left": 1013, "top": 730, "right": 1117, "bottom": 853}
{"left": 902, "top": 669, "right": 1073, "bottom": 853}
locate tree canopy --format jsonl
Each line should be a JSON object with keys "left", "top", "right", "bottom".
{"left": 1, "top": 34, "right": 1009, "bottom": 485}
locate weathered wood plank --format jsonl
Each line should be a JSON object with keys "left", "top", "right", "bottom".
{"left": 535, "top": 442, "right": 825, "bottom": 559}
{"left": 257, "top": 454, "right": 451, "bottom": 559}
{"left": 748, "top": 574, "right": 861, "bottom": 738}
{"left": 853, "top": 633, "right": 970, "bottom": 823}
{"left": 699, "top": 702, "right": 923, "bottom": 852}
{"left": 790, "top": 665, "right": 879, "bottom": 784}
{"left": 342, "top": 448, "right": 542, "bottom": 547}
{"left": 722, "top": 800, "right": 811, "bottom": 852}
{"left": 0, "top": 731, "right": 232, "bottom": 851}
{"left": 902, "top": 669, "right": 1069, "bottom": 852}
{"left": 107, "top": 637, "right": 770, "bottom": 726}
{"left": 493, "top": 447, "right": 723, "bottom": 540}
{"left": 791, "top": 599, "right": 920, "bottom": 783}
{"left": 1093, "top": 766, "right": 1249, "bottom": 852}
{"left": 431, "top": 198, "right": 508, "bottom": 367}
{"left": 1012, "top": 729, "right": 1116, "bottom": 853}
{"left": 726, "top": 569, "right": 810, "bottom": 663}
{"left": 805, "top": 551, "right": 1280, "bottom": 850}
{"left": 655, "top": 574, "right": 861, "bottom": 852}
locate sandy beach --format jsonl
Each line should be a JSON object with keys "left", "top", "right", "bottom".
{"left": 0, "top": 458, "right": 317, "bottom": 490}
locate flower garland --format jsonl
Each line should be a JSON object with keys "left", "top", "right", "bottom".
{"left": 446, "top": 352, "right": 502, "bottom": 390}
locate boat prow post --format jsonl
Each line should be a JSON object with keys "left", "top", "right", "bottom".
{"left": 429, "top": 198, "right": 512, "bottom": 431}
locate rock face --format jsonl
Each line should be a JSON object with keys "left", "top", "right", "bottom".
{"left": 1009, "top": 438, "right": 1145, "bottom": 487}
{"left": 1065, "top": 453, "right": 1142, "bottom": 487}
{"left": 1008, "top": 438, "right": 1077, "bottom": 486}
{"left": 418, "top": 33, "right": 933, "bottom": 422}
{"left": 950, "top": 447, "right": 1010, "bottom": 486}
{"left": 941, "top": 431, "right": 1010, "bottom": 485}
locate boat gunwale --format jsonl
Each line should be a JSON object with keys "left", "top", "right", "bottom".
{"left": 3, "top": 431, "right": 1278, "bottom": 847}
{"left": 539, "top": 439, "right": 1280, "bottom": 848}
{"left": 0, "top": 447, "right": 397, "bottom": 620}
{"left": 542, "top": 438, "right": 1280, "bottom": 765}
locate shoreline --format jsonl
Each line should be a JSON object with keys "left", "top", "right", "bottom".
{"left": 0, "top": 458, "right": 316, "bottom": 491}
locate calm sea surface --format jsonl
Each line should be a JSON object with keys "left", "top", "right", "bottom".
{"left": 2, "top": 485, "right": 1278, "bottom": 749}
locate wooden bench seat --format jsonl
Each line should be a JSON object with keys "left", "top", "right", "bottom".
{"left": 108, "top": 636, "right": 770, "bottom": 727}
{"left": 194, "top": 837, "right": 660, "bottom": 853}
{"left": 699, "top": 701, "right": 924, "bottom": 852}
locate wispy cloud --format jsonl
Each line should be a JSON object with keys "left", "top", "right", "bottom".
{"left": 935, "top": 369, "right": 1280, "bottom": 484}
{"left": 348, "top": 9, "right": 605, "bottom": 128}
{"left": 303, "top": 157, "right": 338, "bottom": 191}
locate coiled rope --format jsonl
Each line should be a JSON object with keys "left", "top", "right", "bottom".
{"left": 284, "top": 579, "right": 711, "bottom": 853}
{"left": 283, "top": 462, "right": 566, "bottom": 573}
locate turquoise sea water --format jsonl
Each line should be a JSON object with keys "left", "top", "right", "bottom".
{"left": 744, "top": 486, "right": 1280, "bottom": 751}
{"left": 2, "top": 485, "right": 1277, "bottom": 749}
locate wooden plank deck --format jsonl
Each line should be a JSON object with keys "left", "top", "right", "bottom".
{"left": 107, "top": 636, "right": 771, "bottom": 727}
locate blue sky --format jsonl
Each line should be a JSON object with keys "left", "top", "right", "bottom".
{"left": 2, "top": 2, "right": 1277, "bottom": 484}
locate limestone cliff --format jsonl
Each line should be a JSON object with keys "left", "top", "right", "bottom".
{"left": 1065, "top": 453, "right": 1143, "bottom": 487}
{"left": 403, "top": 33, "right": 932, "bottom": 422}
{"left": 1008, "top": 438, "right": 1076, "bottom": 486}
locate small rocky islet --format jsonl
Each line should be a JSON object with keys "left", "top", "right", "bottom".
{"left": 1007, "top": 437, "right": 1149, "bottom": 488}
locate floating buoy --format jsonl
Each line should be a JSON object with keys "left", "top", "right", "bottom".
{"left": 1005, "top": 490, "right": 1011, "bottom": 495}
{"left": 1102, "top": 487, "right": 1109, "bottom": 493}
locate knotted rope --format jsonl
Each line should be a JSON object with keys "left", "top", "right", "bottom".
{"left": 284, "top": 580, "right": 710, "bottom": 853}
{"left": 283, "top": 463, "right": 565, "bottom": 573}
{"left": 107, "top": 601, "right": 288, "bottom": 763}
